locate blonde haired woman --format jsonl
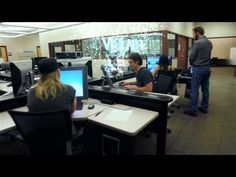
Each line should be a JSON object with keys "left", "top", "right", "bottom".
{"left": 27, "top": 58, "right": 76, "bottom": 113}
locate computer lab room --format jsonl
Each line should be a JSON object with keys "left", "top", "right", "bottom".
{"left": 0, "top": 22, "right": 235, "bottom": 155}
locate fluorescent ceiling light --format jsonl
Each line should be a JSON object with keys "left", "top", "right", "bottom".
{"left": 1, "top": 22, "right": 83, "bottom": 29}
{"left": 0, "top": 22, "right": 85, "bottom": 38}
{"left": 0, "top": 33, "right": 24, "bottom": 38}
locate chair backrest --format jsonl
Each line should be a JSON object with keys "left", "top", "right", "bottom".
{"left": 8, "top": 109, "right": 72, "bottom": 155}
{"left": 154, "top": 74, "right": 174, "bottom": 94}
{"left": 156, "top": 70, "right": 178, "bottom": 94}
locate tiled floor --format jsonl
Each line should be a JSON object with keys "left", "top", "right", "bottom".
{"left": 135, "top": 66, "right": 236, "bottom": 155}
{"left": 0, "top": 67, "right": 235, "bottom": 155}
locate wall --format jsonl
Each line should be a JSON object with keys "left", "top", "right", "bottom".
{"left": 209, "top": 37, "right": 236, "bottom": 59}
{"left": 0, "top": 34, "right": 40, "bottom": 61}
{"left": 39, "top": 22, "right": 168, "bottom": 57}
{"left": 167, "top": 22, "right": 195, "bottom": 37}
{"left": 195, "top": 23, "right": 236, "bottom": 60}
{"left": 196, "top": 22, "right": 236, "bottom": 38}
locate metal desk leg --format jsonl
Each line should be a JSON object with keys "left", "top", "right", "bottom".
{"left": 156, "top": 103, "right": 168, "bottom": 155}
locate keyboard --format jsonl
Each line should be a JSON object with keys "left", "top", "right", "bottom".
{"left": 127, "top": 90, "right": 148, "bottom": 96}
{"left": 113, "top": 85, "right": 124, "bottom": 89}
{"left": 76, "top": 102, "right": 84, "bottom": 110}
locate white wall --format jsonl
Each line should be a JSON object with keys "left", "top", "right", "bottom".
{"left": 210, "top": 37, "right": 236, "bottom": 59}
{"left": 0, "top": 22, "right": 196, "bottom": 61}
{"left": 167, "top": 22, "right": 195, "bottom": 37}
{"left": 194, "top": 23, "right": 236, "bottom": 60}
{"left": 39, "top": 22, "right": 168, "bottom": 57}
{"left": 195, "top": 22, "right": 236, "bottom": 37}
{"left": 0, "top": 34, "right": 40, "bottom": 61}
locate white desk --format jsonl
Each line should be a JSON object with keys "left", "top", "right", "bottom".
{"left": 178, "top": 74, "right": 192, "bottom": 80}
{"left": 0, "top": 98, "right": 160, "bottom": 135}
{"left": 0, "top": 106, "right": 27, "bottom": 134}
{"left": 88, "top": 106, "right": 158, "bottom": 136}
{"left": 116, "top": 77, "right": 179, "bottom": 107}
{"left": 0, "top": 81, "right": 12, "bottom": 94}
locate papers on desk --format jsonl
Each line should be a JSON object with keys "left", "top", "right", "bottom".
{"left": 103, "top": 109, "right": 133, "bottom": 122}
{"left": 72, "top": 110, "right": 88, "bottom": 119}
{"left": 71, "top": 103, "right": 107, "bottom": 119}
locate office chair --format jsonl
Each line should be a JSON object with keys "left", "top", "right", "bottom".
{"left": 154, "top": 74, "right": 175, "bottom": 133}
{"left": 8, "top": 110, "right": 73, "bottom": 155}
{"left": 157, "top": 69, "right": 181, "bottom": 111}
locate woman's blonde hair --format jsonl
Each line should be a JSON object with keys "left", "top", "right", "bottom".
{"left": 33, "top": 69, "right": 66, "bottom": 101}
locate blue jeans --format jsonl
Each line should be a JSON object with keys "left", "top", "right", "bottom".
{"left": 191, "top": 65, "right": 211, "bottom": 112}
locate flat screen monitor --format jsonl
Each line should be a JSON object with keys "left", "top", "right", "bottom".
{"left": 85, "top": 60, "right": 93, "bottom": 78}
{"left": 10, "top": 60, "right": 34, "bottom": 95}
{"left": 32, "top": 57, "right": 47, "bottom": 69}
{"left": 168, "top": 55, "right": 172, "bottom": 66}
{"left": 1, "top": 62, "right": 10, "bottom": 72}
{"left": 60, "top": 66, "right": 88, "bottom": 100}
{"left": 56, "top": 52, "right": 76, "bottom": 59}
{"left": 58, "top": 59, "right": 93, "bottom": 79}
{"left": 146, "top": 56, "right": 160, "bottom": 73}
{"left": 101, "top": 64, "right": 117, "bottom": 77}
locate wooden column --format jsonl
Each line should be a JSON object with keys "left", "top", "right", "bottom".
{"left": 162, "top": 31, "right": 168, "bottom": 56}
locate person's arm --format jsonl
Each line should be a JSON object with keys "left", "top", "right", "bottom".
{"left": 189, "top": 42, "right": 199, "bottom": 65}
{"left": 123, "top": 82, "right": 153, "bottom": 92}
{"left": 71, "top": 97, "right": 77, "bottom": 113}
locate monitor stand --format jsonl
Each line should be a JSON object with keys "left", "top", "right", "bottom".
{"left": 76, "top": 99, "right": 84, "bottom": 110}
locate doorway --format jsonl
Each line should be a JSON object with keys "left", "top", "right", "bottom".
{"left": 36, "top": 46, "right": 41, "bottom": 57}
{"left": 177, "top": 36, "right": 188, "bottom": 70}
{"left": 0, "top": 46, "right": 9, "bottom": 62}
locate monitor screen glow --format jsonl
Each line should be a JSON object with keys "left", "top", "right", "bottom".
{"left": 147, "top": 56, "right": 160, "bottom": 72}
{"left": 60, "top": 70, "right": 84, "bottom": 97}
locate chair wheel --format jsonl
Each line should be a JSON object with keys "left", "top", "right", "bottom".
{"left": 177, "top": 106, "right": 180, "bottom": 109}
{"left": 167, "top": 128, "right": 171, "bottom": 133}
{"left": 170, "top": 110, "right": 174, "bottom": 113}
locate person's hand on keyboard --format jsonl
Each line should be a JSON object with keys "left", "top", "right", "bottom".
{"left": 119, "top": 81, "right": 129, "bottom": 86}
{"left": 123, "top": 84, "right": 137, "bottom": 90}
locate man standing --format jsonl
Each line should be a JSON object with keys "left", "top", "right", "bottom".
{"left": 120, "top": 52, "right": 154, "bottom": 92}
{"left": 183, "top": 26, "right": 213, "bottom": 117}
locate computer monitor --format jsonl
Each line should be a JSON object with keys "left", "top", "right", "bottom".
{"left": 60, "top": 66, "right": 88, "bottom": 101}
{"left": 56, "top": 52, "right": 77, "bottom": 59}
{"left": 85, "top": 60, "right": 93, "bottom": 78}
{"left": 0, "top": 62, "right": 10, "bottom": 72}
{"left": 168, "top": 56, "right": 172, "bottom": 66}
{"left": 101, "top": 64, "right": 118, "bottom": 77}
{"left": 146, "top": 56, "right": 160, "bottom": 73}
{"left": 32, "top": 57, "right": 47, "bottom": 69}
{"left": 55, "top": 52, "right": 67, "bottom": 59}
{"left": 0, "top": 58, "right": 3, "bottom": 64}
{"left": 10, "top": 60, "right": 34, "bottom": 95}
{"left": 58, "top": 57, "right": 93, "bottom": 79}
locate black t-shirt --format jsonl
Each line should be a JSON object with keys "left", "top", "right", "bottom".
{"left": 27, "top": 84, "right": 76, "bottom": 113}
{"left": 135, "top": 67, "right": 155, "bottom": 92}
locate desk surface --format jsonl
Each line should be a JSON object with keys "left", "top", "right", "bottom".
{"left": 0, "top": 98, "right": 159, "bottom": 136}
{"left": 0, "top": 72, "right": 11, "bottom": 78}
{"left": 88, "top": 105, "right": 158, "bottom": 136}
{"left": 0, "top": 91, "right": 179, "bottom": 135}
{"left": 116, "top": 77, "right": 179, "bottom": 106}
{"left": 0, "top": 106, "right": 27, "bottom": 134}
{"left": 1, "top": 78, "right": 179, "bottom": 136}
{"left": 0, "top": 81, "right": 12, "bottom": 93}
{"left": 178, "top": 74, "right": 192, "bottom": 79}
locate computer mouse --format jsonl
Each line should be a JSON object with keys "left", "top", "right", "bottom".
{"left": 88, "top": 104, "right": 95, "bottom": 109}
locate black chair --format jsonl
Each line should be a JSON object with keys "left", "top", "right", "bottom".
{"left": 155, "top": 74, "right": 174, "bottom": 94}
{"left": 156, "top": 69, "right": 181, "bottom": 111}
{"left": 8, "top": 110, "right": 72, "bottom": 155}
{"left": 154, "top": 74, "right": 175, "bottom": 133}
